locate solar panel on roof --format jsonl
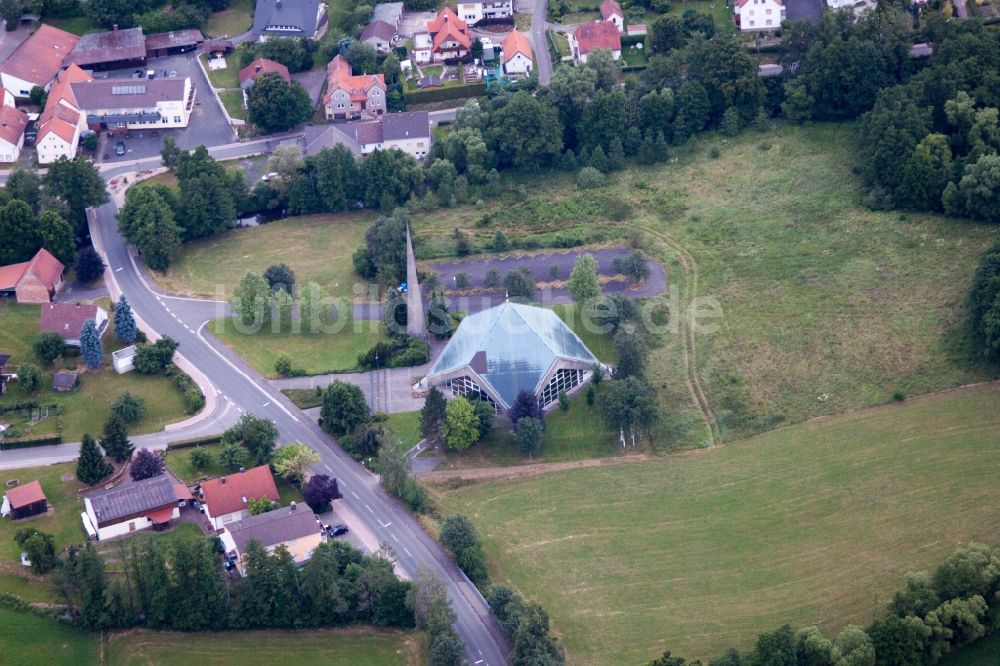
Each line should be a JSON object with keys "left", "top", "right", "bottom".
{"left": 111, "top": 84, "right": 146, "bottom": 95}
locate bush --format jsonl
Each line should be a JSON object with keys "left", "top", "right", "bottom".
{"left": 134, "top": 337, "right": 179, "bottom": 374}
{"left": 558, "top": 391, "right": 569, "bottom": 411}
{"left": 275, "top": 354, "right": 293, "bottom": 377}
{"left": 189, "top": 448, "right": 214, "bottom": 469}
{"left": 576, "top": 166, "right": 606, "bottom": 189}
{"left": 303, "top": 474, "right": 342, "bottom": 512}
{"left": 484, "top": 269, "right": 501, "bottom": 289}
{"left": 454, "top": 273, "right": 470, "bottom": 289}
{"left": 111, "top": 392, "right": 146, "bottom": 424}
{"left": 32, "top": 332, "right": 65, "bottom": 366}
{"left": 74, "top": 246, "right": 105, "bottom": 283}
{"left": 357, "top": 335, "right": 429, "bottom": 370}
{"left": 15, "top": 363, "right": 42, "bottom": 394}
{"left": 130, "top": 448, "right": 165, "bottom": 481}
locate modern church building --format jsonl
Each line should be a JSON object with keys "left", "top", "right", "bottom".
{"left": 420, "top": 302, "right": 607, "bottom": 413}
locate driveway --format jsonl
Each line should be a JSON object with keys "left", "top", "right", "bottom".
{"left": 785, "top": 0, "right": 824, "bottom": 22}
{"left": 96, "top": 52, "right": 235, "bottom": 164}
{"left": 0, "top": 21, "right": 30, "bottom": 62}
{"left": 291, "top": 68, "right": 326, "bottom": 105}
{"left": 398, "top": 11, "right": 436, "bottom": 38}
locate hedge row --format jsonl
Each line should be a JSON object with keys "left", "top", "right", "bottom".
{"left": 166, "top": 434, "right": 224, "bottom": 450}
{"left": 403, "top": 82, "right": 486, "bottom": 105}
{"left": 0, "top": 434, "right": 63, "bottom": 450}
{"left": 0, "top": 401, "right": 57, "bottom": 414}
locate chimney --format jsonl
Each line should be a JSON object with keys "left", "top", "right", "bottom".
{"left": 255, "top": 64, "right": 262, "bottom": 73}
{"left": 113, "top": 24, "right": 118, "bottom": 31}
{"left": 239, "top": 466, "right": 245, "bottom": 472}
{"left": 220, "top": 477, "right": 226, "bottom": 484}
{"left": 290, "top": 501, "right": 296, "bottom": 510}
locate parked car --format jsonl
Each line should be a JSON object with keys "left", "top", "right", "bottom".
{"left": 260, "top": 172, "right": 279, "bottom": 182}
{"left": 330, "top": 524, "right": 349, "bottom": 537}
{"left": 115, "top": 141, "right": 126, "bottom": 156}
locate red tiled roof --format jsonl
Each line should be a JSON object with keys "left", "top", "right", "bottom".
{"left": 600, "top": 0, "right": 623, "bottom": 19}
{"left": 39, "top": 302, "right": 100, "bottom": 340}
{"left": 239, "top": 58, "right": 290, "bottom": 86}
{"left": 431, "top": 13, "right": 471, "bottom": 52}
{"left": 147, "top": 506, "right": 175, "bottom": 523}
{"left": 323, "top": 55, "right": 385, "bottom": 105}
{"left": 6, "top": 480, "right": 46, "bottom": 509}
{"left": 502, "top": 29, "right": 533, "bottom": 64}
{"left": 0, "top": 104, "right": 27, "bottom": 146}
{"left": 0, "top": 24, "right": 79, "bottom": 88}
{"left": 0, "top": 261, "right": 28, "bottom": 290}
{"left": 37, "top": 64, "right": 89, "bottom": 146}
{"left": 428, "top": 7, "right": 467, "bottom": 32}
{"left": 21, "top": 249, "right": 64, "bottom": 291}
{"left": 574, "top": 21, "right": 621, "bottom": 55}
{"left": 173, "top": 482, "right": 193, "bottom": 501}
{"left": 201, "top": 465, "right": 279, "bottom": 517}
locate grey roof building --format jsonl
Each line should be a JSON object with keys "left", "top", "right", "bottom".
{"left": 252, "top": 0, "right": 326, "bottom": 39}
{"left": 420, "top": 302, "right": 605, "bottom": 412}
{"left": 69, "top": 27, "right": 146, "bottom": 69}
{"left": 372, "top": 2, "right": 404, "bottom": 26}
{"left": 84, "top": 475, "right": 176, "bottom": 526}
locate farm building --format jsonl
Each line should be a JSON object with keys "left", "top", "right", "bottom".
{"left": 144, "top": 29, "right": 204, "bottom": 58}
{"left": 2, "top": 480, "right": 48, "bottom": 519}
{"left": 419, "top": 301, "right": 607, "bottom": 413}
{"left": 0, "top": 249, "right": 64, "bottom": 303}
{"left": 0, "top": 24, "right": 78, "bottom": 97}
{"left": 68, "top": 27, "right": 147, "bottom": 70}
{"left": 82, "top": 474, "right": 180, "bottom": 541}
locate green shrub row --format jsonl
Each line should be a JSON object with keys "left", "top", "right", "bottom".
{"left": 166, "top": 434, "right": 224, "bottom": 450}
{"left": 0, "top": 434, "right": 63, "bottom": 450}
{"left": 403, "top": 82, "right": 486, "bottom": 105}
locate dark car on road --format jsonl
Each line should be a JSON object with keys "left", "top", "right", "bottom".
{"left": 115, "top": 141, "right": 126, "bottom": 156}
{"left": 329, "top": 524, "right": 348, "bottom": 537}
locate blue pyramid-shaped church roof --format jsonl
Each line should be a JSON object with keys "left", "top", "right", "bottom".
{"left": 425, "top": 302, "right": 598, "bottom": 408}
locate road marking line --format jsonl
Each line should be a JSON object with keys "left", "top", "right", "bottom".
{"left": 262, "top": 401, "right": 270, "bottom": 407}
{"left": 404, "top": 547, "right": 412, "bottom": 557}
{"left": 391, "top": 533, "right": 398, "bottom": 542}
{"left": 115, "top": 267, "right": 123, "bottom": 272}
{"left": 195, "top": 320, "right": 300, "bottom": 423}
{"left": 324, "top": 464, "right": 333, "bottom": 473}
{"left": 365, "top": 504, "right": 373, "bottom": 513}
{"left": 351, "top": 491, "right": 360, "bottom": 499}
{"left": 379, "top": 520, "right": 392, "bottom": 528}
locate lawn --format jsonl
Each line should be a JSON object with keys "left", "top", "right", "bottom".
{"left": 431, "top": 384, "right": 1000, "bottom": 663}
{"left": 164, "top": 443, "right": 229, "bottom": 482}
{"left": 385, "top": 411, "right": 421, "bottom": 447}
{"left": 0, "top": 302, "right": 189, "bottom": 443}
{"left": 219, "top": 90, "right": 249, "bottom": 121}
{"left": 0, "top": 463, "right": 84, "bottom": 602}
{"left": 665, "top": 0, "right": 735, "bottom": 31}
{"left": 434, "top": 389, "right": 623, "bottom": 469}
{"left": 106, "top": 627, "right": 421, "bottom": 665}
{"left": 200, "top": 52, "right": 241, "bottom": 90}
{"left": 552, "top": 303, "right": 618, "bottom": 364}
{"left": 152, "top": 212, "right": 374, "bottom": 299}
{"left": 941, "top": 631, "right": 1000, "bottom": 665}
{"left": 208, "top": 318, "right": 381, "bottom": 377}
{"left": 203, "top": 0, "right": 254, "bottom": 37}
{"left": 281, "top": 388, "right": 324, "bottom": 409}
{"left": 0, "top": 607, "right": 97, "bottom": 665}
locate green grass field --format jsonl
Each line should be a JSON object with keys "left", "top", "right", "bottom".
{"left": 0, "top": 463, "right": 84, "bottom": 602}
{"left": 208, "top": 318, "right": 381, "bottom": 377}
{"left": 432, "top": 385, "right": 1000, "bottom": 663}
{"left": 164, "top": 443, "right": 229, "bottom": 482}
{"left": 106, "top": 627, "right": 420, "bottom": 665}
{"left": 0, "top": 607, "right": 97, "bottom": 665}
{"left": 0, "top": 302, "right": 188, "bottom": 442}
{"left": 200, "top": 53, "right": 241, "bottom": 89}
{"left": 219, "top": 90, "right": 249, "bottom": 121}
{"left": 153, "top": 212, "right": 374, "bottom": 299}
{"left": 385, "top": 411, "right": 422, "bottom": 447}
{"left": 204, "top": 0, "right": 254, "bottom": 37}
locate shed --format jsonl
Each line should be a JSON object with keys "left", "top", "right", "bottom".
{"left": 68, "top": 27, "right": 147, "bottom": 70}
{"left": 112, "top": 345, "right": 137, "bottom": 374}
{"left": 52, "top": 371, "right": 78, "bottom": 392}
{"left": 144, "top": 29, "right": 204, "bottom": 58}
{"left": 418, "top": 75, "right": 442, "bottom": 88}
{"left": 3, "top": 480, "right": 48, "bottom": 519}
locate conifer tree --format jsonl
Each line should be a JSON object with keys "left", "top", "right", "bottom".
{"left": 77, "top": 434, "right": 113, "bottom": 485}
{"left": 79, "top": 319, "right": 103, "bottom": 368}
{"left": 114, "top": 295, "right": 137, "bottom": 344}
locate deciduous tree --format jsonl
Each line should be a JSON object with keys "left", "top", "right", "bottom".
{"left": 247, "top": 73, "right": 314, "bottom": 134}
{"left": 568, "top": 253, "right": 600, "bottom": 303}
{"left": 443, "top": 397, "right": 479, "bottom": 450}
{"left": 320, "top": 381, "right": 370, "bottom": 435}
{"left": 130, "top": 448, "right": 165, "bottom": 481}
{"left": 74, "top": 246, "right": 106, "bottom": 284}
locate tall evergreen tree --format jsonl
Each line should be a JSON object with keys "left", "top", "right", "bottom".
{"left": 419, "top": 387, "right": 447, "bottom": 447}
{"left": 114, "top": 295, "right": 137, "bottom": 344}
{"left": 76, "top": 434, "right": 112, "bottom": 486}
{"left": 100, "top": 414, "right": 133, "bottom": 463}
{"left": 79, "top": 319, "right": 103, "bottom": 368}
{"left": 170, "top": 536, "right": 226, "bottom": 630}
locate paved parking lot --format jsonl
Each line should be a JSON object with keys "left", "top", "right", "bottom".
{"left": 96, "top": 52, "right": 236, "bottom": 164}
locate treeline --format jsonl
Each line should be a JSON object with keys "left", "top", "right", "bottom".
{"left": 646, "top": 542, "right": 1000, "bottom": 666}
{"left": 0, "top": 158, "right": 108, "bottom": 268}
{"left": 856, "top": 22, "right": 1000, "bottom": 220}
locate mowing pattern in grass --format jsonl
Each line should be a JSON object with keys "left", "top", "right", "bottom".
{"left": 153, "top": 212, "right": 374, "bottom": 299}
{"left": 0, "top": 302, "right": 189, "bottom": 442}
{"left": 106, "top": 627, "right": 419, "bottom": 665}
{"left": 209, "top": 318, "right": 381, "bottom": 377}
{"left": 432, "top": 385, "right": 1000, "bottom": 663}
{"left": 0, "top": 607, "right": 97, "bottom": 665}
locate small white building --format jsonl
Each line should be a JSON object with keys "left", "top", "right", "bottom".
{"left": 502, "top": 30, "right": 533, "bottom": 77}
{"left": 456, "top": 0, "right": 514, "bottom": 24}
{"left": 734, "top": 0, "right": 786, "bottom": 32}
{"left": 413, "top": 32, "right": 433, "bottom": 64}
{"left": 112, "top": 346, "right": 137, "bottom": 374}
{"left": 82, "top": 475, "right": 181, "bottom": 541}
{"left": 71, "top": 78, "right": 195, "bottom": 130}
{"left": 599, "top": 0, "right": 625, "bottom": 32}
{"left": 200, "top": 465, "right": 280, "bottom": 530}
{"left": 0, "top": 90, "right": 28, "bottom": 163}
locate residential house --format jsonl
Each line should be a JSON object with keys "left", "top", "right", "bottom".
{"left": 68, "top": 27, "right": 147, "bottom": 70}
{"left": 251, "top": 0, "right": 327, "bottom": 41}
{"left": 502, "top": 29, "right": 533, "bottom": 76}
{"left": 569, "top": 21, "right": 621, "bottom": 63}
{"left": 82, "top": 475, "right": 181, "bottom": 541}
{"left": 71, "top": 77, "right": 195, "bottom": 130}
{"left": 0, "top": 24, "right": 79, "bottom": 98}
{"left": 600, "top": 0, "right": 625, "bottom": 32}
{"left": 0, "top": 249, "right": 65, "bottom": 303}
{"left": 199, "top": 465, "right": 280, "bottom": 530}
{"left": 323, "top": 55, "right": 386, "bottom": 120}
{"left": 2, "top": 481, "right": 48, "bottom": 520}
{"left": 36, "top": 64, "right": 91, "bottom": 164}
{"left": 360, "top": 20, "right": 396, "bottom": 53}
{"left": 0, "top": 88, "right": 28, "bottom": 162}
{"left": 239, "top": 58, "right": 290, "bottom": 107}
{"left": 330, "top": 111, "right": 432, "bottom": 160}
{"left": 144, "top": 29, "right": 204, "bottom": 58}
{"left": 456, "top": 0, "right": 514, "bottom": 24}
{"left": 220, "top": 502, "right": 323, "bottom": 576}
{"left": 415, "top": 8, "right": 471, "bottom": 63}
{"left": 734, "top": 0, "right": 785, "bottom": 32}
{"left": 371, "top": 2, "right": 404, "bottom": 28}
{"left": 39, "top": 302, "right": 109, "bottom": 347}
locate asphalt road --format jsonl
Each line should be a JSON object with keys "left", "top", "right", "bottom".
{"left": 86, "top": 191, "right": 509, "bottom": 664}
{"left": 528, "top": 0, "right": 555, "bottom": 84}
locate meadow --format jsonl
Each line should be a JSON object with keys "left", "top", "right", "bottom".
{"left": 432, "top": 385, "right": 1000, "bottom": 663}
